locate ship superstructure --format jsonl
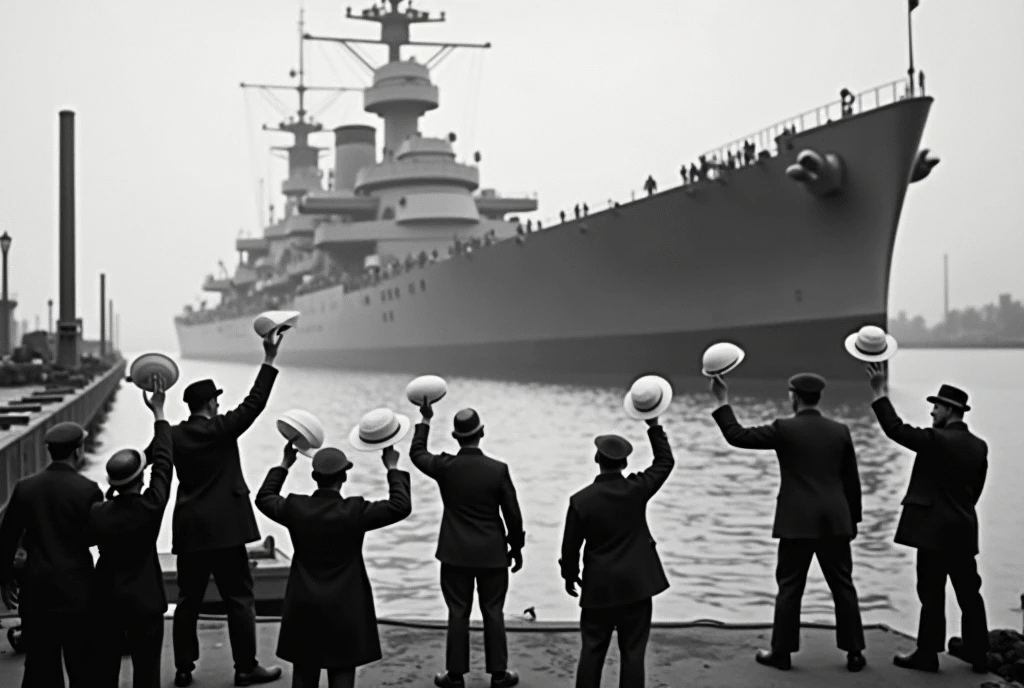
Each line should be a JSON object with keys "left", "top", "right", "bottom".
{"left": 177, "top": 1, "right": 936, "bottom": 382}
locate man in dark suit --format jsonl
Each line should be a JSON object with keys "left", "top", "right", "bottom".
{"left": 710, "top": 373, "right": 866, "bottom": 672}
{"left": 88, "top": 374, "right": 173, "bottom": 688}
{"left": 410, "top": 403, "right": 524, "bottom": 688}
{"left": 559, "top": 416, "right": 674, "bottom": 688}
{"left": 154, "top": 332, "right": 284, "bottom": 687}
{"left": 0, "top": 421, "right": 103, "bottom": 688}
{"left": 865, "top": 362, "right": 990, "bottom": 673}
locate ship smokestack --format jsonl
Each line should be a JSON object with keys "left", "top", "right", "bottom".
{"left": 333, "top": 125, "right": 376, "bottom": 191}
{"left": 99, "top": 272, "right": 106, "bottom": 359}
{"left": 57, "top": 110, "right": 79, "bottom": 369}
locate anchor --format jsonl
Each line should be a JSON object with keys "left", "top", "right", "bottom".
{"left": 785, "top": 149, "right": 845, "bottom": 197}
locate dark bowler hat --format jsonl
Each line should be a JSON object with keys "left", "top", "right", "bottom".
{"left": 594, "top": 434, "right": 633, "bottom": 461}
{"left": 927, "top": 384, "right": 970, "bottom": 412}
{"left": 106, "top": 449, "right": 147, "bottom": 487}
{"left": 44, "top": 421, "right": 88, "bottom": 447}
{"left": 183, "top": 379, "right": 223, "bottom": 406}
{"left": 788, "top": 372, "right": 826, "bottom": 394}
{"left": 452, "top": 408, "right": 483, "bottom": 438}
{"left": 311, "top": 447, "right": 353, "bottom": 476}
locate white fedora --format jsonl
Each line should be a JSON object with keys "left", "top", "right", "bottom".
{"left": 252, "top": 310, "right": 300, "bottom": 338}
{"left": 128, "top": 353, "right": 180, "bottom": 392}
{"left": 845, "top": 325, "right": 898, "bottom": 362}
{"left": 623, "top": 375, "right": 673, "bottom": 420}
{"left": 701, "top": 342, "right": 746, "bottom": 377}
{"left": 276, "top": 409, "right": 326, "bottom": 458}
{"left": 406, "top": 375, "right": 448, "bottom": 405}
{"left": 348, "top": 408, "right": 412, "bottom": 452}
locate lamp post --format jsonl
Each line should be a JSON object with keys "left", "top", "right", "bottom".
{"left": 1, "top": 231, "right": 11, "bottom": 357}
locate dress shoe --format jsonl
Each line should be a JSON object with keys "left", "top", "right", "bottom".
{"left": 847, "top": 651, "right": 867, "bottom": 672}
{"left": 491, "top": 670, "right": 520, "bottom": 687}
{"left": 948, "top": 637, "right": 988, "bottom": 673}
{"left": 893, "top": 650, "right": 939, "bottom": 672}
{"left": 234, "top": 664, "right": 283, "bottom": 686}
{"left": 755, "top": 649, "right": 791, "bottom": 670}
{"left": 174, "top": 670, "right": 193, "bottom": 687}
{"left": 434, "top": 672, "right": 465, "bottom": 687}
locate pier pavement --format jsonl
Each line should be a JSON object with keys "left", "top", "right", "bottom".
{"left": 0, "top": 615, "right": 1012, "bottom": 687}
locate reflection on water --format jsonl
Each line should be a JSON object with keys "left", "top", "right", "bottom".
{"left": 81, "top": 351, "right": 1024, "bottom": 635}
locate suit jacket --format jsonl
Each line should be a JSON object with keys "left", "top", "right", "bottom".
{"left": 147, "top": 363, "right": 277, "bottom": 553}
{"left": 255, "top": 465, "right": 411, "bottom": 668}
{"left": 0, "top": 461, "right": 103, "bottom": 615}
{"left": 88, "top": 420, "right": 174, "bottom": 617}
{"left": 712, "top": 405, "right": 862, "bottom": 539}
{"left": 410, "top": 423, "right": 525, "bottom": 568}
{"left": 871, "top": 397, "right": 987, "bottom": 554}
{"left": 560, "top": 424, "right": 674, "bottom": 609}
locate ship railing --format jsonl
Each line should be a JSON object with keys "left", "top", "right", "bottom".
{"left": 701, "top": 76, "right": 916, "bottom": 164}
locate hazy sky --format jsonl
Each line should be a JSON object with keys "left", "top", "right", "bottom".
{"left": 1, "top": 0, "right": 1021, "bottom": 353}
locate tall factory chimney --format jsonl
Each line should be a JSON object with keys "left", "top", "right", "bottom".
{"left": 56, "top": 110, "right": 79, "bottom": 369}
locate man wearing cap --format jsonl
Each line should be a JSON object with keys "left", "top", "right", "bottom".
{"left": 0, "top": 420, "right": 102, "bottom": 687}
{"left": 710, "top": 372, "right": 866, "bottom": 673}
{"left": 154, "top": 331, "right": 285, "bottom": 687}
{"left": 559, "top": 415, "right": 675, "bottom": 688}
{"left": 88, "top": 374, "right": 173, "bottom": 688}
{"left": 256, "top": 441, "right": 411, "bottom": 688}
{"left": 865, "top": 363, "right": 990, "bottom": 673}
{"left": 410, "top": 404, "right": 525, "bottom": 688}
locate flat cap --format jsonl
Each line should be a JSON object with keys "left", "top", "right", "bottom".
{"left": 788, "top": 372, "right": 826, "bottom": 394}
{"left": 44, "top": 421, "right": 88, "bottom": 447}
{"left": 594, "top": 434, "right": 633, "bottom": 461}
{"left": 311, "top": 447, "right": 353, "bottom": 476}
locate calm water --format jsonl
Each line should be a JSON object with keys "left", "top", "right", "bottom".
{"left": 81, "top": 349, "right": 1024, "bottom": 635}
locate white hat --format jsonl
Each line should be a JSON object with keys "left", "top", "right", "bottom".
{"left": 252, "top": 310, "right": 300, "bottom": 338}
{"left": 276, "top": 409, "right": 326, "bottom": 458}
{"left": 128, "top": 352, "right": 180, "bottom": 392}
{"left": 406, "top": 375, "right": 448, "bottom": 405}
{"left": 702, "top": 342, "right": 746, "bottom": 377}
{"left": 348, "top": 408, "right": 412, "bottom": 452}
{"left": 623, "top": 375, "right": 673, "bottom": 420}
{"left": 844, "top": 325, "right": 898, "bottom": 362}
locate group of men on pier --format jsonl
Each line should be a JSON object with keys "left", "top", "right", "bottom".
{"left": 0, "top": 330, "right": 993, "bottom": 688}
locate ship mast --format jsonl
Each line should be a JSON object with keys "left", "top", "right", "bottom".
{"left": 241, "top": 8, "right": 361, "bottom": 218}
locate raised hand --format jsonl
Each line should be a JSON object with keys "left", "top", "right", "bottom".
{"left": 281, "top": 440, "right": 298, "bottom": 469}
{"left": 143, "top": 374, "right": 166, "bottom": 421}
{"left": 419, "top": 399, "right": 434, "bottom": 421}
{"left": 382, "top": 446, "right": 399, "bottom": 470}
{"left": 645, "top": 417, "right": 659, "bottom": 427}
{"left": 865, "top": 363, "right": 888, "bottom": 398}
{"left": 710, "top": 374, "right": 729, "bottom": 405}
{"left": 263, "top": 329, "right": 285, "bottom": 364}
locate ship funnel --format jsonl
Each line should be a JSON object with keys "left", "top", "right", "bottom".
{"left": 334, "top": 125, "right": 376, "bottom": 191}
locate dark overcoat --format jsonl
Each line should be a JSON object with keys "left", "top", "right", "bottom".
{"left": 88, "top": 420, "right": 174, "bottom": 617}
{"left": 409, "top": 423, "right": 525, "bottom": 568}
{"left": 147, "top": 363, "right": 277, "bottom": 553}
{"left": 559, "top": 424, "right": 675, "bottom": 609}
{"left": 712, "top": 405, "right": 862, "bottom": 539}
{"left": 0, "top": 461, "right": 102, "bottom": 615}
{"left": 871, "top": 397, "right": 988, "bottom": 554}
{"left": 255, "top": 465, "right": 411, "bottom": 668}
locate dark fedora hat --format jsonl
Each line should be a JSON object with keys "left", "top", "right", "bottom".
{"left": 452, "top": 408, "right": 483, "bottom": 438}
{"left": 183, "top": 379, "right": 223, "bottom": 406}
{"left": 927, "top": 384, "right": 970, "bottom": 412}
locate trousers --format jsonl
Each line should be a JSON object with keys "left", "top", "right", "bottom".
{"left": 771, "top": 537, "right": 865, "bottom": 653}
{"left": 914, "top": 548, "right": 990, "bottom": 657}
{"left": 19, "top": 612, "right": 92, "bottom": 688}
{"left": 440, "top": 563, "right": 509, "bottom": 675}
{"left": 94, "top": 612, "right": 164, "bottom": 688}
{"left": 173, "top": 546, "right": 257, "bottom": 673}
{"left": 575, "top": 597, "right": 653, "bottom": 688}
{"left": 292, "top": 665, "right": 356, "bottom": 688}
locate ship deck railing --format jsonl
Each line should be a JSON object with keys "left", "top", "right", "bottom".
{"left": 702, "top": 76, "right": 918, "bottom": 164}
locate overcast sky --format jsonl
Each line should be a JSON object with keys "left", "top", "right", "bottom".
{"left": 1, "top": 0, "right": 1021, "bottom": 352}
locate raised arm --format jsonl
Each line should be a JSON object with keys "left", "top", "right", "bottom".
{"left": 360, "top": 463, "right": 412, "bottom": 532}
{"left": 712, "top": 405, "right": 781, "bottom": 450}
{"left": 140, "top": 421, "right": 174, "bottom": 516}
{"left": 870, "top": 397, "right": 934, "bottom": 453}
{"left": 629, "top": 421, "right": 675, "bottom": 498}
{"left": 841, "top": 428, "right": 863, "bottom": 526}
{"left": 255, "top": 467, "right": 290, "bottom": 526}
{"left": 207, "top": 363, "right": 279, "bottom": 440}
{"left": 409, "top": 422, "right": 442, "bottom": 479}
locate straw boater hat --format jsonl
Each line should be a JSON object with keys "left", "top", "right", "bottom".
{"left": 701, "top": 342, "right": 745, "bottom": 377}
{"left": 252, "top": 310, "right": 300, "bottom": 338}
{"left": 277, "top": 410, "right": 326, "bottom": 458}
{"left": 406, "top": 375, "right": 448, "bottom": 405}
{"left": 128, "top": 352, "right": 179, "bottom": 392}
{"left": 845, "top": 325, "right": 898, "bottom": 363}
{"left": 348, "top": 408, "right": 412, "bottom": 452}
{"left": 623, "top": 375, "right": 673, "bottom": 420}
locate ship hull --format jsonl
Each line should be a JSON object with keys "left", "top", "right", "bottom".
{"left": 177, "top": 98, "right": 932, "bottom": 383}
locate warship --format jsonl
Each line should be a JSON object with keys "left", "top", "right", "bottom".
{"left": 175, "top": 0, "right": 938, "bottom": 382}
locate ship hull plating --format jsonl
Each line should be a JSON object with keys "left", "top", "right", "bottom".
{"left": 176, "top": 98, "right": 932, "bottom": 382}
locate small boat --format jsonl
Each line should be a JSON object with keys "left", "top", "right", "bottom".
{"left": 159, "top": 536, "right": 291, "bottom": 616}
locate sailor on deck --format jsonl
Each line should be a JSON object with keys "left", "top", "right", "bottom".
{"left": 410, "top": 402, "right": 525, "bottom": 688}
{"left": 0, "top": 421, "right": 102, "bottom": 688}
{"left": 88, "top": 375, "right": 174, "bottom": 688}
{"left": 153, "top": 332, "right": 286, "bottom": 687}
{"left": 710, "top": 372, "right": 867, "bottom": 673}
